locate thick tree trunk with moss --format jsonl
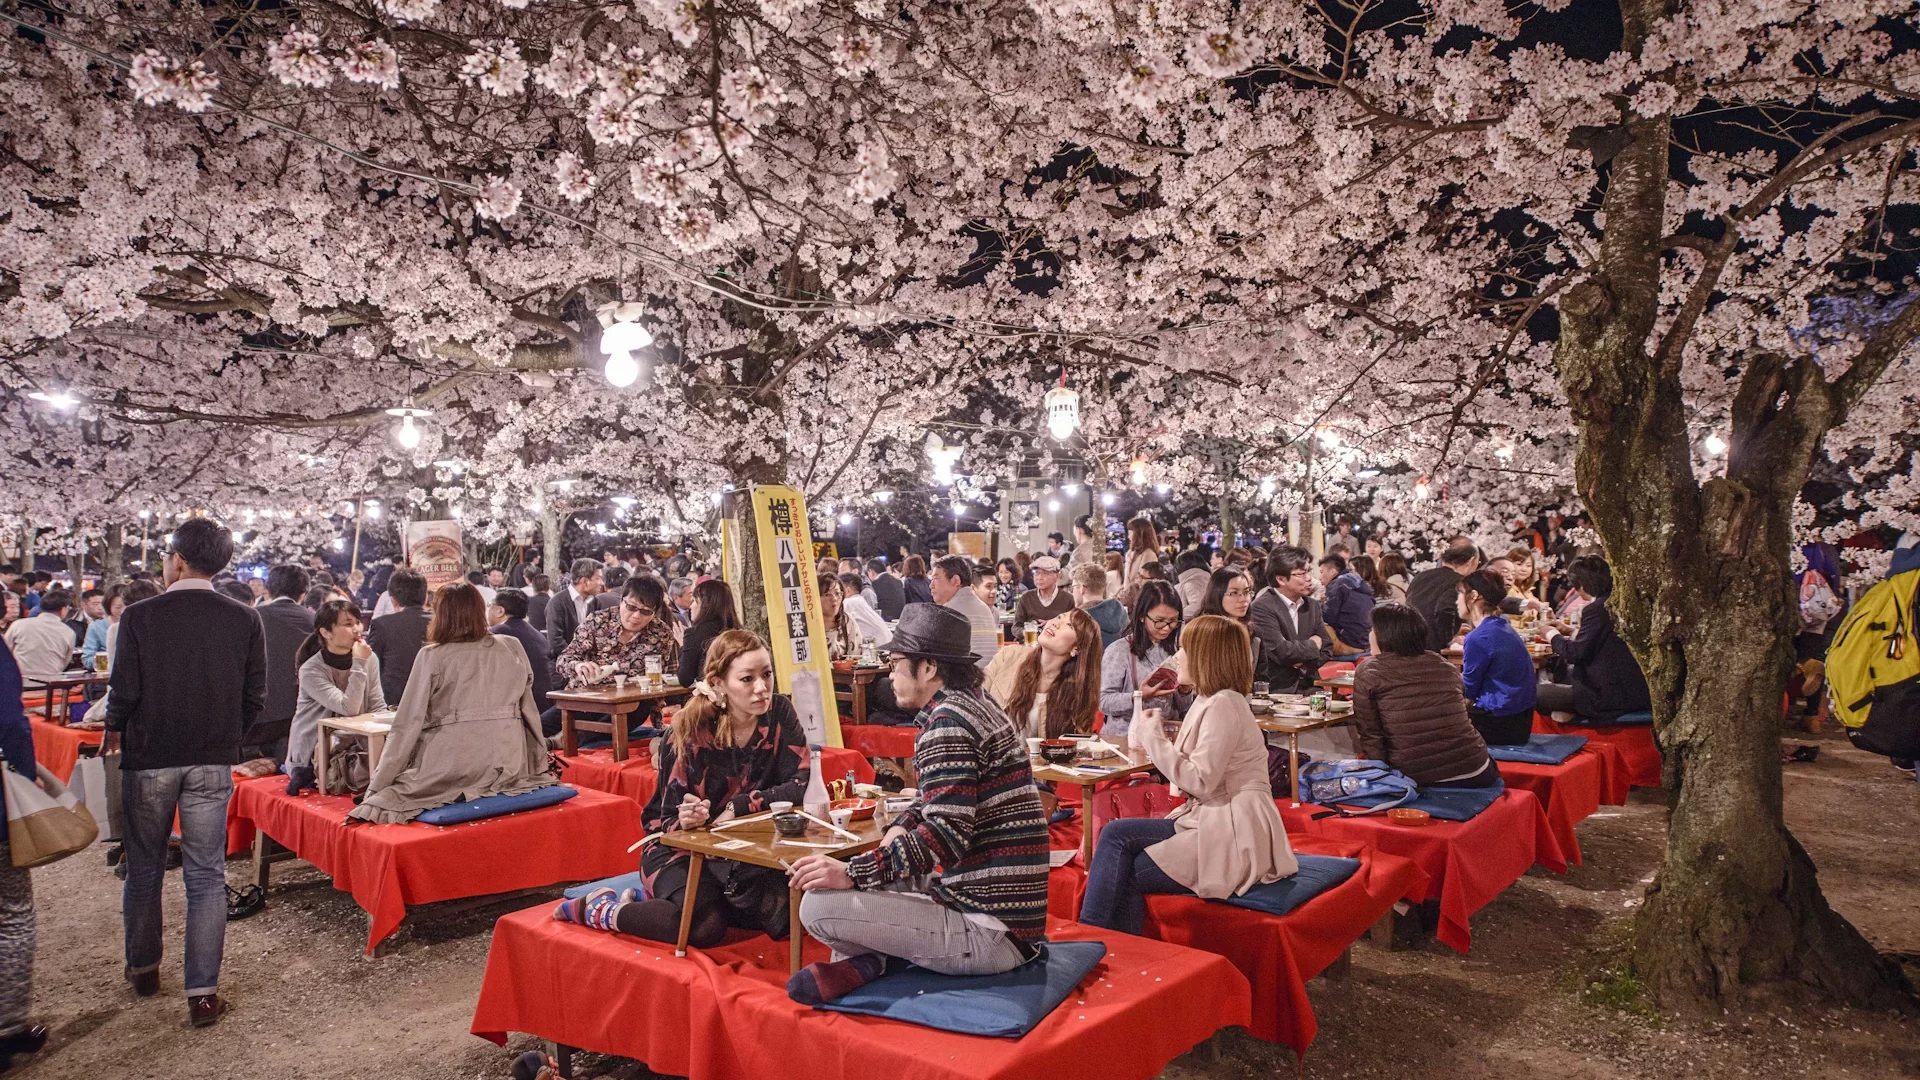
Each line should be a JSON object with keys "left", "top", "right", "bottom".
{"left": 1553, "top": 0, "right": 1915, "bottom": 1012}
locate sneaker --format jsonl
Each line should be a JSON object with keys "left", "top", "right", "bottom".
{"left": 188, "top": 995, "right": 225, "bottom": 1029}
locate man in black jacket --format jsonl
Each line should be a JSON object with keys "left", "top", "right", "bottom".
{"left": 1246, "top": 546, "right": 1330, "bottom": 692}
{"left": 1405, "top": 544, "right": 1480, "bottom": 651}
{"left": 104, "top": 518, "right": 264, "bottom": 1028}
{"left": 866, "top": 557, "right": 905, "bottom": 621}
{"left": 249, "top": 564, "right": 313, "bottom": 762}
{"left": 1536, "top": 556, "right": 1651, "bottom": 722}
{"left": 490, "top": 589, "right": 552, "bottom": 713}
{"left": 545, "top": 558, "right": 604, "bottom": 664}
{"left": 367, "top": 568, "right": 431, "bottom": 704}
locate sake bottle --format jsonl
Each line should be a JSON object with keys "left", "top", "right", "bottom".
{"left": 803, "top": 744, "right": 832, "bottom": 820}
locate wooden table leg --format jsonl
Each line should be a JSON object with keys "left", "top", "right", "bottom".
{"left": 250, "top": 827, "right": 271, "bottom": 891}
{"left": 852, "top": 680, "right": 868, "bottom": 725}
{"left": 611, "top": 706, "right": 630, "bottom": 762}
{"left": 1080, "top": 781, "right": 1096, "bottom": 863}
{"left": 560, "top": 709, "right": 577, "bottom": 757}
{"left": 789, "top": 887, "right": 804, "bottom": 973}
{"left": 315, "top": 724, "right": 331, "bottom": 796}
{"left": 1288, "top": 733, "right": 1301, "bottom": 806}
{"left": 675, "top": 852, "right": 704, "bottom": 958}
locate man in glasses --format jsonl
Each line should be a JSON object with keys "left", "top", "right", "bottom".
{"left": 1247, "top": 545, "right": 1330, "bottom": 693}
{"left": 548, "top": 576, "right": 677, "bottom": 739}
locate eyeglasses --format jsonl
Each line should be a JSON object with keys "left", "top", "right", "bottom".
{"left": 621, "top": 603, "right": 656, "bottom": 618}
{"left": 1143, "top": 614, "right": 1180, "bottom": 629}
{"left": 1288, "top": 570, "right": 1313, "bottom": 580}
{"left": 1225, "top": 586, "right": 1253, "bottom": 599}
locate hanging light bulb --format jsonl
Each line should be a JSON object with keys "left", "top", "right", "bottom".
{"left": 1259, "top": 476, "right": 1276, "bottom": 496}
{"left": 386, "top": 402, "right": 432, "bottom": 448}
{"left": 1062, "top": 483, "right": 1081, "bottom": 496}
{"left": 925, "top": 433, "right": 963, "bottom": 485}
{"left": 1048, "top": 499, "right": 1061, "bottom": 512}
{"left": 1414, "top": 476, "right": 1432, "bottom": 500}
{"left": 874, "top": 490, "right": 894, "bottom": 504}
{"left": 1044, "top": 375, "right": 1079, "bottom": 441}
{"left": 838, "top": 512, "right": 853, "bottom": 526}
{"left": 365, "top": 501, "right": 382, "bottom": 519}
{"left": 1703, "top": 433, "right": 1727, "bottom": 455}
{"left": 1129, "top": 459, "right": 1148, "bottom": 486}
{"left": 951, "top": 501, "right": 967, "bottom": 517}
{"left": 597, "top": 301, "right": 655, "bottom": 388}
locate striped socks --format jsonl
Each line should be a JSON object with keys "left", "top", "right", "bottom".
{"left": 551, "top": 887, "right": 640, "bottom": 932}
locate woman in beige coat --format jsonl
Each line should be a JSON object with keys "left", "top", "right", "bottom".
{"left": 1078, "top": 614, "right": 1297, "bottom": 933}
{"left": 348, "top": 583, "right": 556, "bottom": 824}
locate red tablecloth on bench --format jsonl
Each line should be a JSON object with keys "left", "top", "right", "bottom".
{"left": 558, "top": 746, "right": 874, "bottom": 810}
{"left": 838, "top": 723, "right": 919, "bottom": 759}
{"left": 230, "top": 782, "right": 642, "bottom": 952}
{"left": 1532, "top": 713, "right": 1659, "bottom": 796}
{"left": 1277, "top": 789, "right": 1565, "bottom": 954}
{"left": 1044, "top": 836, "right": 1424, "bottom": 1054}
{"left": 29, "top": 717, "right": 100, "bottom": 783}
{"left": 1495, "top": 749, "right": 1603, "bottom": 865}
{"left": 472, "top": 908, "right": 1251, "bottom": 1080}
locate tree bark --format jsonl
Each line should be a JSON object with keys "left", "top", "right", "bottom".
{"left": 1554, "top": 0, "right": 1911, "bottom": 1013}
{"left": 100, "top": 524, "right": 124, "bottom": 591}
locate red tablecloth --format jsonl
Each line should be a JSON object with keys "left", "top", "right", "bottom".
{"left": 472, "top": 908, "right": 1251, "bottom": 1080}
{"left": 839, "top": 724, "right": 919, "bottom": 758}
{"left": 231, "top": 783, "right": 642, "bottom": 952}
{"left": 1495, "top": 749, "right": 1603, "bottom": 865}
{"left": 1532, "top": 713, "right": 1659, "bottom": 796}
{"left": 1277, "top": 789, "right": 1565, "bottom": 954}
{"left": 29, "top": 717, "right": 101, "bottom": 782}
{"left": 558, "top": 746, "right": 875, "bottom": 810}
{"left": 1044, "top": 838, "right": 1424, "bottom": 1054}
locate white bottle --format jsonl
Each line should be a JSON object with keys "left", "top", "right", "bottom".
{"left": 1128, "top": 691, "right": 1147, "bottom": 752}
{"left": 803, "top": 744, "right": 832, "bottom": 820}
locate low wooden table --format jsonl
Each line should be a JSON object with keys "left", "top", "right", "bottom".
{"left": 1441, "top": 646, "right": 1553, "bottom": 670}
{"left": 829, "top": 665, "right": 888, "bottom": 725}
{"left": 1031, "top": 746, "right": 1160, "bottom": 863}
{"left": 1257, "top": 713, "right": 1352, "bottom": 806}
{"left": 315, "top": 711, "right": 395, "bottom": 795}
{"left": 29, "top": 670, "right": 107, "bottom": 718}
{"left": 657, "top": 812, "right": 885, "bottom": 972}
{"left": 1312, "top": 674, "right": 1355, "bottom": 692}
{"left": 549, "top": 682, "right": 692, "bottom": 762}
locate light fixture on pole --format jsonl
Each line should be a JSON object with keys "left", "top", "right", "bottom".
{"left": 1044, "top": 373, "right": 1079, "bottom": 441}
{"left": 925, "top": 434, "right": 963, "bottom": 485}
{"left": 597, "top": 301, "right": 654, "bottom": 388}
{"left": 386, "top": 401, "right": 431, "bottom": 449}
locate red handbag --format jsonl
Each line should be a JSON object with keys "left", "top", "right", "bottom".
{"left": 1086, "top": 774, "right": 1181, "bottom": 852}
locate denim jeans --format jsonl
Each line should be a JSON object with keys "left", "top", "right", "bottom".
{"left": 122, "top": 765, "right": 233, "bottom": 997}
{"left": 0, "top": 830, "right": 32, "bottom": 1036}
{"left": 799, "top": 881, "right": 1027, "bottom": 976}
{"left": 1077, "top": 817, "right": 1191, "bottom": 935}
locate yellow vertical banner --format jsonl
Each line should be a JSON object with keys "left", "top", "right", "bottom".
{"left": 750, "top": 485, "right": 843, "bottom": 748}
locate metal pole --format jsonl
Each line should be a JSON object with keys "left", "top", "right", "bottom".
{"left": 348, "top": 499, "right": 364, "bottom": 572}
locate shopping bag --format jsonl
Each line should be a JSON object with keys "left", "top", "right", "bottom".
{"left": 4, "top": 760, "right": 100, "bottom": 868}
{"left": 70, "top": 753, "right": 109, "bottom": 818}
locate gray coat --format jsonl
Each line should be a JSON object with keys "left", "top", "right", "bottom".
{"left": 289, "top": 651, "right": 388, "bottom": 770}
{"left": 347, "top": 634, "right": 555, "bottom": 823}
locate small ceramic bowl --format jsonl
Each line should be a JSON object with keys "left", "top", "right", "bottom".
{"left": 830, "top": 797, "right": 877, "bottom": 822}
{"left": 1386, "top": 808, "right": 1432, "bottom": 827}
{"left": 1039, "top": 740, "right": 1077, "bottom": 765}
{"left": 772, "top": 813, "right": 809, "bottom": 837}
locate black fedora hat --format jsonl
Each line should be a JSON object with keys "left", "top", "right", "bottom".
{"left": 887, "top": 604, "right": 977, "bottom": 664}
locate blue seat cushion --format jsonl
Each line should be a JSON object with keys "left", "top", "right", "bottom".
{"left": 1215, "top": 854, "right": 1361, "bottom": 916}
{"left": 563, "top": 871, "right": 646, "bottom": 901}
{"left": 1335, "top": 777, "right": 1505, "bottom": 821}
{"left": 413, "top": 783, "right": 576, "bottom": 825}
{"left": 1487, "top": 734, "right": 1589, "bottom": 765}
{"left": 1569, "top": 710, "right": 1653, "bottom": 727}
{"left": 815, "top": 940, "right": 1107, "bottom": 1038}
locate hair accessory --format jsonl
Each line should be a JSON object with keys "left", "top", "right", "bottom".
{"left": 691, "top": 679, "right": 724, "bottom": 706}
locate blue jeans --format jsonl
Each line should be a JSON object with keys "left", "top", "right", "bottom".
{"left": 122, "top": 765, "right": 233, "bottom": 997}
{"left": 1077, "top": 818, "right": 1193, "bottom": 935}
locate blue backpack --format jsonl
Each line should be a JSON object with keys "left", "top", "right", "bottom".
{"left": 1298, "top": 760, "right": 1419, "bottom": 815}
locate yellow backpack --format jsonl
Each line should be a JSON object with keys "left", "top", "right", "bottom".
{"left": 1826, "top": 566, "right": 1920, "bottom": 758}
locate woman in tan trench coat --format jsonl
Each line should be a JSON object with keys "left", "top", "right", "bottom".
{"left": 348, "top": 582, "right": 555, "bottom": 824}
{"left": 1076, "top": 614, "right": 1297, "bottom": 933}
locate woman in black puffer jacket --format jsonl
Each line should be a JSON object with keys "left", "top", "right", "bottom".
{"left": 1348, "top": 603, "right": 1497, "bottom": 788}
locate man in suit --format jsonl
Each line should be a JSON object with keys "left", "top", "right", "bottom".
{"left": 1405, "top": 544, "right": 1480, "bottom": 652}
{"left": 865, "top": 557, "right": 906, "bottom": 621}
{"left": 489, "top": 589, "right": 552, "bottom": 714}
{"left": 546, "top": 558, "right": 604, "bottom": 663}
{"left": 104, "top": 517, "right": 265, "bottom": 1029}
{"left": 249, "top": 564, "right": 314, "bottom": 762}
{"left": 367, "top": 568, "right": 431, "bottom": 704}
{"left": 930, "top": 556, "right": 1001, "bottom": 667}
{"left": 589, "top": 565, "right": 629, "bottom": 614}
{"left": 1246, "top": 545, "right": 1330, "bottom": 693}
{"left": 667, "top": 576, "right": 696, "bottom": 627}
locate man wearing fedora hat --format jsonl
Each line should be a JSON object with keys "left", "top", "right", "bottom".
{"left": 785, "top": 604, "right": 1048, "bottom": 1003}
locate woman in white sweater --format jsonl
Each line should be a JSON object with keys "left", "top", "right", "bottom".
{"left": 1078, "top": 614, "right": 1297, "bottom": 933}
{"left": 285, "top": 600, "right": 386, "bottom": 794}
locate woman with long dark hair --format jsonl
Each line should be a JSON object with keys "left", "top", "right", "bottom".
{"left": 555, "top": 629, "right": 806, "bottom": 946}
{"left": 286, "top": 599, "right": 387, "bottom": 793}
{"left": 1377, "top": 552, "right": 1412, "bottom": 605}
{"left": 347, "top": 583, "right": 554, "bottom": 823}
{"left": 817, "top": 572, "right": 858, "bottom": 661}
{"left": 983, "top": 608, "right": 1103, "bottom": 739}
{"left": 1099, "top": 581, "right": 1190, "bottom": 739}
{"left": 676, "top": 578, "right": 741, "bottom": 687}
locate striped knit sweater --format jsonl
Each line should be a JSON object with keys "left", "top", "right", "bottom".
{"left": 843, "top": 686, "right": 1049, "bottom": 946}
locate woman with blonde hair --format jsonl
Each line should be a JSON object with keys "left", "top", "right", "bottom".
{"left": 983, "top": 608, "right": 1103, "bottom": 739}
{"left": 1078, "top": 615, "right": 1298, "bottom": 933}
{"left": 348, "top": 582, "right": 554, "bottom": 823}
{"left": 555, "top": 629, "right": 808, "bottom": 945}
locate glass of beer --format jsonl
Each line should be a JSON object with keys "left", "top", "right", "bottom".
{"left": 1022, "top": 621, "right": 1039, "bottom": 646}
{"left": 644, "top": 654, "right": 664, "bottom": 688}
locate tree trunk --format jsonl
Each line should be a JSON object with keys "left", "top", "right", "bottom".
{"left": 100, "top": 524, "right": 124, "bottom": 591}
{"left": 540, "top": 509, "right": 564, "bottom": 575}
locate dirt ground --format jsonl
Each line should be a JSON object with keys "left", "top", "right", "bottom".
{"left": 10, "top": 727, "right": 1917, "bottom": 1080}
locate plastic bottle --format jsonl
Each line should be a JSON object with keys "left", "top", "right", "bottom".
{"left": 1128, "top": 691, "right": 1147, "bottom": 752}
{"left": 803, "top": 744, "right": 831, "bottom": 819}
